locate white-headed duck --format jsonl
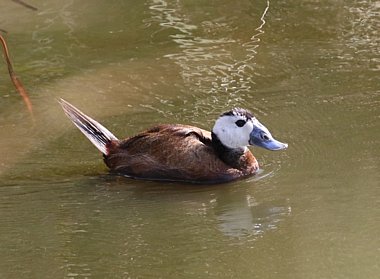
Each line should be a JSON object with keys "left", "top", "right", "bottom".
{"left": 60, "top": 99, "right": 287, "bottom": 184}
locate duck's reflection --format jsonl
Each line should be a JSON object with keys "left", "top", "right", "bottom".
{"left": 52, "top": 175, "right": 291, "bottom": 277}
{"left": 213, "top": 191, "right": 291, "bottom": 238}
{"left": 109, "top": 173, "right": 291, "bottom": 239}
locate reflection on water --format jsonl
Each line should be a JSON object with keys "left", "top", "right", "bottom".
{"left": 147, "top": 0, "right": 270, "bottom": 116}
{"left": 215, "top": 193, "right": 290, "bottom": 239}
{"left": 212, "top": 170, "right": 290, "bottom": 239}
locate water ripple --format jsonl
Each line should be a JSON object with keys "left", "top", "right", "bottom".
{"left": 147, "top": 0, "right": 271, "bottom": 116}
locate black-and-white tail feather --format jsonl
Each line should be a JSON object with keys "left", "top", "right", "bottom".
{"left": 59, "top": 99, "right": 118, "bottom": 155}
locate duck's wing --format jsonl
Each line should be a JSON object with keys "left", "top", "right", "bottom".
{"left": 104, "top": 124, "right": 241, "bottom": 183}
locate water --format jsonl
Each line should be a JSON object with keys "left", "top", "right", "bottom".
{"left": 0, "top": 0, "right": 379, "bottom": 278}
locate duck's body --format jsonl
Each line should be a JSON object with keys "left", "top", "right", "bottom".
{"left": 60, "top": 99, "right": 287, "bottom": 184}
{"left": 105, "top": 124, "right": 258, "bottom": 183}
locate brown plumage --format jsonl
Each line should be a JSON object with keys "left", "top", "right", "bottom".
{"left": 59, "top": 99, "right": 287, "bottom": 184}
{"left": 104, "top": 124, "right": 258, "bottom": 183}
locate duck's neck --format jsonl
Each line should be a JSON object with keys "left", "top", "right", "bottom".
{"left": 211, "top": 132, "right": 247, "bottom": 169}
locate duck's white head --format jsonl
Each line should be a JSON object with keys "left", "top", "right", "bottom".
{"left": 212, "top": 108, "right": 288, "bottom": 151}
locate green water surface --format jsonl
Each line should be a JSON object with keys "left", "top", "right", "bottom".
{"left": 0, "top": 0, "right": 379, "bottom": 278}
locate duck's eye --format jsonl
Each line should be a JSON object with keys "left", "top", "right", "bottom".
{"left": 235, "top": 120, "right": 246, "bottom": 127}
{"left": 260, "top": 133, "right": 270, "bottom": 140}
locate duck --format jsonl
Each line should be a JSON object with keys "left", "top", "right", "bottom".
{"left": 59, "top": 99, "right": 287, "bottom": 184}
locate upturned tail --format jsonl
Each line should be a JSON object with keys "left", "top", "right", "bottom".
{"left": 59, "top": 99, "right": 118, "bottom": 155}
